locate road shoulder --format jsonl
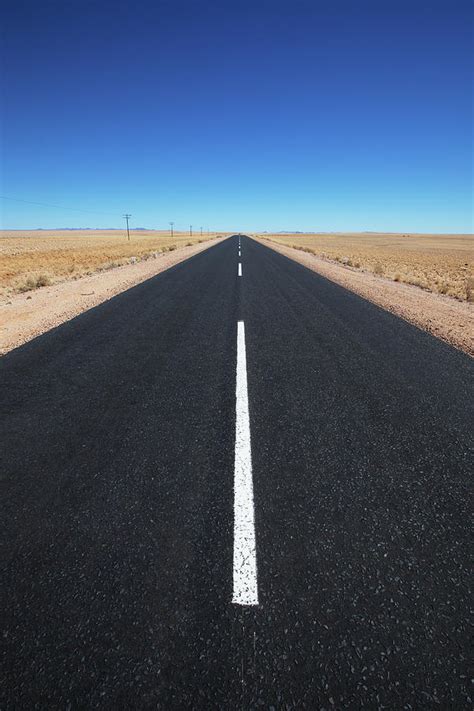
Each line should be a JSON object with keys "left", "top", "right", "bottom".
{"left": 254, "top": 237, "right": 473, "bottom": 356}
{"left": 0, "top": 237, "right": 226, "bottom": 355}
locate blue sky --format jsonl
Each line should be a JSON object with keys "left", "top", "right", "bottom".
{"left": 1, "top": 0, "right": 472, "bottom": 232}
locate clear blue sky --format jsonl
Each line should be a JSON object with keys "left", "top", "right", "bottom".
{"left": 1, "top": 0, "right": 472, "bottom": 232}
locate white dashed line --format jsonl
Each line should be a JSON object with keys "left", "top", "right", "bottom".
{"left": 238, "top": 263, "right": 242, "bottom": 276}
{"left": 232, "top": 321, "right": 258, "bottom": 606}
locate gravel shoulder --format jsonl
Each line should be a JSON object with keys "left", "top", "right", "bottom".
{"left": 0, "top": 237, "right": 226, "bottom": 355}
{"left": 255, "top": 237, "right": 473, "bottom": 356}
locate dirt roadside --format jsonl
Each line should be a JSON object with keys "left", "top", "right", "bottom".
{"left": 254, "top": 237, "right": 473, "bottom": 356}
{"left": 1, "top": 237, "right": 226, "bottom": 355}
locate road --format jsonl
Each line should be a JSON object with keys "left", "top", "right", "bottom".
{"left": 1, "top": 235, "right": 472, "bottom": 709}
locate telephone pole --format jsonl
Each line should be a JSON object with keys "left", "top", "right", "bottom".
{"left": 200, "top": 226, "right": 203, "bottom": 237}
{"left": 169, "top": 221, "right": 174, "bottom": 238}
{"left": 123, "top": 214, "right": 131, "bottom": 241}
{"left": 189, "top": 225, "right": 192, "bottom": 237}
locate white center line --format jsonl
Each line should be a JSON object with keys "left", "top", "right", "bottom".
{"left": 233, "top": 321, "right": 258, "bottom": 606}
{"left": 238, "top": 262, "right": 242, "bottom": 277}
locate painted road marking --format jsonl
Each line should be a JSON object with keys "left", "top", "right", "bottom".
{"left": 238, "top": 263, "right": 242, "bottom": 277}
{"left": 232, "top": 321, "right": 258, "bottom": 606}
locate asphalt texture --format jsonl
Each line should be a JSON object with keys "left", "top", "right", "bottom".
{"left": 1, "top": 235, "right": 472, "bottom": 709}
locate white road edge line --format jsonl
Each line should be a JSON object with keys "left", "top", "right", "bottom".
{"left": 238, "top": 263, "right": 242, "bottom": 277}
{"left": 232, "top": 321, "right": 259, "bottom": 606}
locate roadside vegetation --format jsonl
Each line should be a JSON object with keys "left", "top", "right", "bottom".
{"left": 258, "top": 232, "right": 473, "bottom": 302}
{"left": 0, "top": 230, "right": 225, "bottom": 297}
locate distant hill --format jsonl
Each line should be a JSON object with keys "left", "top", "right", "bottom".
{"left": 32, "top": 227, "right": 154, "bottom": 231}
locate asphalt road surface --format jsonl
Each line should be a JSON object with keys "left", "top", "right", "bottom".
{"left": 1, "top": 235, "right": 472, "bottom": 709}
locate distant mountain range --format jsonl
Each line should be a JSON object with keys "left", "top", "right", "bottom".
{"left": 33, "top": 227, "right": 150, "bottom": 231}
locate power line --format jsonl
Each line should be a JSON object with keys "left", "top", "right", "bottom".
{"left": 1, "top": 196, "right": 214, "bottom": 234}
{"left": 0, "top": 195, "right": 119, "bottom": 217}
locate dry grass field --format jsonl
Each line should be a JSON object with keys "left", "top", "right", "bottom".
{"left": 0, "top": 229, "right": 225, "bottom": 298}
{"left": 259, "top": 232, "right": 473, "bottom": 301}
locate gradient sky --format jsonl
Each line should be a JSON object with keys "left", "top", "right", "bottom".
{"left": 1, "top": 0, "right": 472, "bottom": 232}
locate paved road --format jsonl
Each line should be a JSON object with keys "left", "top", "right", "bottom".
{"left": 1, "top": 235, "right": 472, "bottom": 709}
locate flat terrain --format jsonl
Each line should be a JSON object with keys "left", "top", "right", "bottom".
{"left": 0, "top": 237, "right": 226, "bottom": 354}
{"left": 259, "top": 232, "right": 473, "bottom": 301}
{"left": 256, "top": 237, "right": 473, "bottom": 355}
{"left": 0, "top": 229, "right": 225, "bottom": 298}
{"left": 1, "top": 236, "right": 471, "bottom": 709}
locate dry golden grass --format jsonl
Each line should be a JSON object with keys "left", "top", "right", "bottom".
{"left": 258, "top": 232, "right": 473, "bottom": 301}
{"left": 0, "top": 229, "right": 226, "bottom": 297}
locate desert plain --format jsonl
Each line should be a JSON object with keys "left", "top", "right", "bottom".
{"left": 0, "top": 229, "right": 225, "bottom": 298}
{"left": 0, "top": 229, "right": 472, "bottom": 356}
{"left": 258, "top": 232, "right": 473, "bottom": 301}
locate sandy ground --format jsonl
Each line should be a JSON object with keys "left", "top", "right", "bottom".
{"left": 255, "top": 238, "right": 473, "bottom": 356}
{"left": 0, "top": 237, "right": 226, "bottom": 355}
{"left": 0, "top": 229, "right": 227, "bottom": 297}
{"left": 257, "top": 232, "right": 473, "bottom": 301}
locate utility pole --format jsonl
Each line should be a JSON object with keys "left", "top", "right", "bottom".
{"left": 190, "top": 225, "right": 192, "bottom": 237}
{"left": 169, "top": 221, "right": 174, "bottom": 238}
{"left": 200, "top": 226, "right": 203, "bottom": 237}
{"left": 123, "top": 214, "right": 131, "bottom": 241}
